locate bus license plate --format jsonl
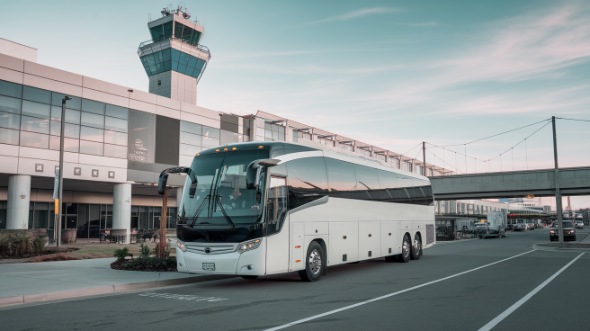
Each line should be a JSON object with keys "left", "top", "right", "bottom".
{"left": 202, "top": 262, "right": 215, "bottom": 271}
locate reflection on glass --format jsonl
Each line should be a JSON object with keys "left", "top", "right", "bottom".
{"left": 21, "top": 115, "right": 50, "bottom": 134}
{"left": 105, "top": 116, "right": 127, "bottom": 133}
{"left": 22, "top": 100, "right": 50, "bottom": 118}
{"left": 104, "top": 130, "right": 127, "bottom": 146}
{"left": 81, "top": 112, "right": 104, "bottom": 129}
{"left": 0, "top": 95, "right": 21, "bottom": 114}
{"left": 65, "top": 109, "right": 80, "bottom": 124}
{"left": 20, "top": 131, "right": 49, "bottom": 148}
{"left": 0, "top": 128, "right": 19, "bottom": 145}
{"left": 0, "top": 112, "right": 20, "bottom": 129}
{"left": 80, "top": 126, "right": 104, "bottom": 143}
{"left": 128, "top": 110, "right": 155, "bottom": 163}
{"left": 104, "top": 144, "right": 127, "bottom": 158}
{"left": 80, "top": 140, "right": 103, "bottom": 155}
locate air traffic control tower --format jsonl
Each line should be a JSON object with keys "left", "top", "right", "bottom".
{"left": 138, "top": 6, "right": 210, "bottom": 105}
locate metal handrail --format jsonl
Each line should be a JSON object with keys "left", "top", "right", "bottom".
{"left": 138, "top": 37, "right": 211, "bottom": 56}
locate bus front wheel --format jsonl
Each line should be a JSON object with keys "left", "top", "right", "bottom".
{"left": 299, "top": 241, "right": 324, "bottom": 282}
{"left": 240, "top": 275, "right": 259, "bottom": 280}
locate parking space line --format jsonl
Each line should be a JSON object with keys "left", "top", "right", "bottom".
{"left": 265, "top": 250, "right": 536, "bottom": 331}
{"left": 478, "top": 252, "right": 584, "bottom": 331}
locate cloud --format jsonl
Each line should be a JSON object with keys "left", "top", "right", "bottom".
{"left": 391, "top": 21, "right": 437, "bottom": 27}
{"left": 304, "top": 7, "right": 401, "bottom": 26}
{"left": 360, "top": 3, "right": 590, "bottom": 115}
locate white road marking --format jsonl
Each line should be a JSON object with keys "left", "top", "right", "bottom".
{"left": 478, "top": 252, "right": 584, "bottom": 331}
{"left": 139, "top": 292, "right": 227, "bottom": 302}
{"left": 265, "top": 250, "right": 536, "bottom": 331}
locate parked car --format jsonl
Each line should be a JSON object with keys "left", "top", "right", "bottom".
{"left": 549, "top": 221, "right": 576, "bottom": 242}
{"left": 474, "top": 222, "right": 506, "bottom": 239}
{"left": 513, "top": 223, "right": 527, "bottom": 231}
{"left": 574, "top": 220, "right": 584, "bottom": 229}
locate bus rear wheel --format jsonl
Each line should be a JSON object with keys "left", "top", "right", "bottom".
{"left": 398, "top": 235, "right": 411, "bottom": 263}
{"left": 299, "top": 241, "right": 324, "bottom": 282}
{"left": 411, "top": 235, "right": 422, "bottom": 260}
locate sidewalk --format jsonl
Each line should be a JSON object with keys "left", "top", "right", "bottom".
{"left": 0, "top": 257, "right": 229, "bottom": 308}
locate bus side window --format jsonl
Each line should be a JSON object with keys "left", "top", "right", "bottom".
{"left": 266, "top": 176, "right": 288, "bottom": 234}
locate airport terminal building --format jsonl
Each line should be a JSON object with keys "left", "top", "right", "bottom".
{"left": 0, "top": 7, "right": 517, "bottom": 242}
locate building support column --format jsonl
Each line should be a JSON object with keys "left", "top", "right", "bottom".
{"left": 112, "top": 183, "right": 132, "bottom": 243}
{"left": 176, "top": 187, "right": 184, "bottom": 206}
{"left": 7, "top": 175, "right": 32, "bottom": 230}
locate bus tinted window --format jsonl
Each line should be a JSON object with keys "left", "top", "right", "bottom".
{"left": 286, "top": 157, "right": 328, "bottom": 208}
{"left": 354, "top": 164, "right": 381, "bottom": 200}
{"left": 325, "top": 158, "right": 357, "bottom": 199}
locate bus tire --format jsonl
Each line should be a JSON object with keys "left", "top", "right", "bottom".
{"left": 398, "top": 235, "right": 411, "bottom": 263}
{"left": 299, "top": 241, "right": 324, "bottom": 282}
{"left": 240, "top": 275, "right": 259, "bottom": 280}
{"left": 411, "top": 235, "right": 422, "bottom": 260}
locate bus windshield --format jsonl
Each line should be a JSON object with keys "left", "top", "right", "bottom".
{"left": 178, "top": 149, "right": 269, "bottom": 228}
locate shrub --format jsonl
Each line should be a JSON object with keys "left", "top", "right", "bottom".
{"left": 139, "top": 243, "right": 151, "bottom": 259}
{"left": 0, "top": 231, "right": 37, "bottom": 258}
{"left": 33, "top": 236, "right": 46, "bottom": 255}
{"left": 113, "top": 247, "right": 133, "bottom": 262}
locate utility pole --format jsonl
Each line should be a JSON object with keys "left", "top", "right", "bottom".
{"left": 160, "top": 186, "right": 168, "bottom": 259}
{"left": 552, "top": 116, "right": 564, "bottom": 247}
{"left": 56, "top": 96, "right": 71, "bottom": 247}
{"left": 423, "top": 141, "right": 426, "bottom": 176}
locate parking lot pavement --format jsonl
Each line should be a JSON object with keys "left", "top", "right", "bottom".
{"left": 0, "top": 258, "right": 227, "bottom": 308}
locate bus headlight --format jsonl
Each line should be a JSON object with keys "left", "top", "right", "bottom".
{"left": 238, "top": 239, "right": 261, "bottom": 254}
{"left": 177, "top": 240, "right": 186, "bottom": 252}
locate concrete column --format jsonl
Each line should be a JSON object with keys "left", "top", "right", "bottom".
{"left": 112, "top": 183, "right": 132, "bottom": 243}
{"left": 176, "top": 187, "right": 184, "bottom": 206}
{"left": 7, "top": 175, "right": 32, "bottom": 229}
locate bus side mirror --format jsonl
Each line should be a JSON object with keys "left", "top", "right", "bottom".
{"left": 246, "top": 159, "right": 280, "bottom": 190}
{"left": 246, "top": 162, "right": 261, "bottom": 190}
{"left": 158, "top": 167, "right": 197, "bottom": 198}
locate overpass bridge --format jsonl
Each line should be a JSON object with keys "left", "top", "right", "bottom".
{"left": 429, "top": 167, "right": 590, "bottom": 200}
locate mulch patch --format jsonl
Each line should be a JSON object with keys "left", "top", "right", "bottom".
{"left": 0, "top": 247, "right": 78, "bottom": 261}
{"left": 110, "top": 257, "right": 177, "bottom": 272}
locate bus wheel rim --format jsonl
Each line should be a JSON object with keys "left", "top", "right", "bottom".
{"left": 403, "top": 239, "right": 410, "bottom": 259}
{"left": 309, "top": 249, "right": 322, "bottom": 275}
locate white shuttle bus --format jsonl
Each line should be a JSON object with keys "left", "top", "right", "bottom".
{"left": 158, "top": 142, "right": 435, "bottom": 281}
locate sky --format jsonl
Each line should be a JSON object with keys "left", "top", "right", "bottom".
{"left": 1, "top": 0, "right": 589, "bottom": 209}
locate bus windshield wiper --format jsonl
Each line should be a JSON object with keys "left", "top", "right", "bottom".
{"left": 214, "top": 194, "right": 235, "bottom": 228}
{"left": 188, "top": 194, "right": 211, "bottom": 228}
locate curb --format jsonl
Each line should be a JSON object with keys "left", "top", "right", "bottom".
{"left": 0, "top": 274, "right": 233, "bottom": 309}
{"left": 534, "top": 242, "right": 590, "bottom": 251}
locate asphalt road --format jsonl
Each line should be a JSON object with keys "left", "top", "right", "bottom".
{"left": 1, "top": 228, "right": 589, "bottom": 331}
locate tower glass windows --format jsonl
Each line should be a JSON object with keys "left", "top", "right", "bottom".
{"left": 174, "top": 22, "right": 201, "bottom": 45}
{"left": 149, "top": 21, "right": 173, "bottom": 42}
{"left": 140, "top": 49, "right": 206, "bottom": 79}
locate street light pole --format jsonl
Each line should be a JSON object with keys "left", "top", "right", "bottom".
{"left": 552, "top": 116, "right": 564, "bottom": 247}
{"left": 56, "top": 96, "right": 71, "bottom": 247}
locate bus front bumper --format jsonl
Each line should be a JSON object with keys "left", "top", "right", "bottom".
{"left": 176, "top": 245, "right": 265, "bottom": 276}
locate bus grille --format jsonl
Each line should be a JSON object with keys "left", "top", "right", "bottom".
{"left": 185, "top": 243, "right": 238, "bottom": 255}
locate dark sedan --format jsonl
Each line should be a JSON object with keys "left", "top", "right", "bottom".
{"left": 549, "top": 221, "right": 576, "bottom": 241}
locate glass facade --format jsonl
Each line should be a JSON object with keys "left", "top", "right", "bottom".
{"left": 0, "top": 80, "right": 128, "bottom": 158}
{"left": 0, "top": 201, "right": 177, "bottom": 238}
{"left": 179, "top": 120, "right": 220, "bottom": 158}
{"left": 256, "top": 121, "right": 285, "bottom": 142}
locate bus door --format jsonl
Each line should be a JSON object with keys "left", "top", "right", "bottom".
{"left": 265, "top": 176, "right": 289, "bottom": 274}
